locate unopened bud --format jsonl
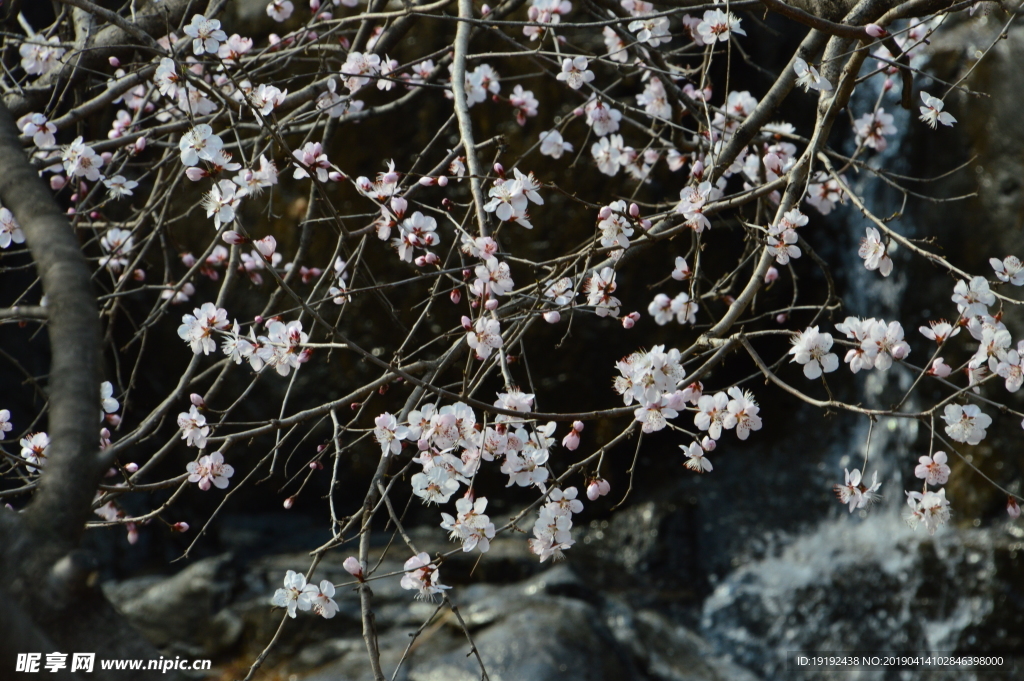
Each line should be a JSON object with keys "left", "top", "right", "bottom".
{"left": 493, "top": 162, "right": 505, "bottom": 178}
{"left": 132, "top": 269, "right": 146, "bottom": 281}
{"left": 108, "top": 56, "right": 121, "bottom": 67}
{"left": 190, "top": 393, "right": 205, "bottom": 408}
{"left": 481, "top": 3, "right": 492, "bottom": 15}
{"left": 598, "top": 206, "right": 612, "bottom": 220}
{"left": 450, "top": 289, "right": 462, "bottom": 304}
{"left": 485, "top": 298, "right": 498, "bottom": 310}
{"left": 418, "top": 176, "right": 436, "bottom": 186}
{"left": 134, "top": 137, "right": 147, "bottom": 153}
{"left": 343, "top": 556, "right": 365, "bottom": 579}
{"left": 629, "top": 203, "right": 640, "bottom": 218}
{"left": 390, "top": 197, "right": 407, "bottom": 217}
{"left": 691, "top": 160, "right": 705, "bottom": 180}
{"left": 442, "top": 198, "right": 453, "bottom": 211}
{"left": 254, "top": 315, "right": 264, "bottom": 325}
{"left": 283, "top": 496, "right": 295, "bottom": 509}
{"left": 461, "top": 315, "right": 473, "bottom": 330}
{"left": 865, "top": 23, "right": 887, "bottom": 38}
{"left": 122, "top": 462, "right": 138, "bottom": 473}
{"left": 50, "top": 175, "right": 67, "bottom": 190}
{"left": 222, "top": 230, "right": 248, "bottom": 245}
{"left": 543, "top": 310, "right": 561, "bottom": 324}
{"left": 328, "top": 171, "right": 344, "bottom": 182}
{"left": 776, "top": 313, "right": 789, "bottom": 324}
{"left": 1008, "top": 497, "right": 1021, "bottom": 519}
{"left": 106, "top": 414, "right": 121, "bottom": 427}
{"left": 172, "top": 521, "right": 190, "bottom": 532}
{"left": 764, "top": 267, "right": 779, "bottom": 284}
{"left": 254, "top": 235, "right": 277, "bottom": 259}
{"left": 437, "top": 175, "right": 448, "bottom": 187}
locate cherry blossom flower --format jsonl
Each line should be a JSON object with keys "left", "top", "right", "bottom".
{"left": 942, "top": 403, "right": 992, "bottom": 445}
{"left": 636, "top": 77, "right": 671, "bottom": 120}
{"left": 584, "top": 99, "right": 622, "bottom": 136}
{"left": 18, "top": 113, "right": 57, "bottom": 147}
{"left": 695, "top": 391, "right": 729, "bottom": 439}
{"left": 342, "top": 51, "right": 382, "bottom": 92}
{"left": 103, "top": 175, "right": 138, "bottom": 200}
{"left": 186, "top": 451, "right": 234, "bottom": 490}
{"left": 767, "top": 224, "right": 801, "bottom": 265}
{"left": 308, "top": 580, "right": 338, "bottom": 618}
{"left": 467, "top": 317, "right": 503, "bottom": 360}
{"left": 995, "top": 342, "right": 1024, "bottom": 392}
{"left": 789, "top": 326, "right": 839, "bottom": 379}
{"left": 400, "top": 553, "right": 450, "bottom": 599}
{"left": 952, "top": 276, "right": 995, "bottom": 317}
{"left": 675, "top": 181, "right": 721, "bottom": 232}
{"left": 681, "top": 441, "right": 713, "bottom": 473}
{"left": 629, "top": 16, "right": 670, "bottom": 46}
{"left": 260, "top": 320, "right": 310, "bottom": 376}
{"left": 671, "top": 257, "right": 691, "bottom": 281}
{"left": 183, "top": 14, "right": 228, "bottom": 56}
{"left": 510, "top": 85, "right": 538, "bottom": 125}
{"left": 905, "top": 488, "right": 950, "bottom": 535}
{"left": 858, "top": 227, "right": 892, "bottom": 276}
{"left": 918, "top": 91, "right": 956, "bottom": 129}
{"left": 915, "top": 451, "right": 950, "bottom": 486}
{"left": 292, "top": 142, "right": 332, "bottom": 182}
{"left": 854, "top": 108, "right": 897, "bottom": 151}
{"left": 990, "top": 255, "right": 1024, "bottom": 285}
{"left": 634, "top": 393, "right": 679, "bottom": 433}
{"left": 202, "top": 180, "right": 243, "bottom": 229}
{"left": 218, "top": 34, "right": 254, "bottom": 64}
{"left": 0, "top": 208, "right": 25, "bottom": 249}
{"left": 412, "top": 467, "right": 461, "bottom": 504}
{"left": 697, "top": 9, "right": 745, "bottom": 43}
{"left": 178, "top": 405, "right": 210, "bottom": 449}
{"left": 805, "top": 172, "right": 846, "bottom": 215}
{"left": 0, "top": 409, "right": 10, "bottom": 440}
{"left": 62, "top": 137, "right": 104, "bottom": 181}
{"left": 374, "top": 412, "right": 409, "bottom": 456}
{"left": 928, "top": 357, "right": 952, "bottom": 378}
{"left": 179, "top": 303, "right": 230, "bottom": 356}
{"left": 179, "top": 125, "right": 224, "bottom": 167}
{"left": 539, "top": 130, "right": 573, "bottom": 158}
{"left": 834, "top": 468, "right": 881, "bottom": 512}
{"left": 271, "top": 570, "right": 318, "bottom": 617}
{"left": 20, "top": 432, "right": 49, "bottom": 472}
{"left": 585, "top": 267, "right": 621, "bottom": 317}
{"left": 97, "top": 227, "right": 134, "bottom": 273}
{"left": 591, "top": 135, "right": 625, "bottom": 176}
{"left": 919, "top": 320, "right": 959, "bottom": 344}
{"left": 440, "top": 496, "right": 496, "bottom": 553}
{"left": 793, "top": 58, "right": 833, "bottom": 93}
{"left": 861, "top": 320, "right": 910, "bottom": 370}
{"left": 723, "top": 387, "right": 762, "bottom": 439}
{"left": 266, "top": 0, "right": 294, "bottom": 21}
{"left": 19, "top": 37, "right": 65, "bottom": 76}
{"left": 528, "top": 505, "right": 574, "bottom": 561}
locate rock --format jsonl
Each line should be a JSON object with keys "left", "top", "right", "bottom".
{"left": 701, "top": 515, "right": 1024, "bottom": 680}
{"left": 107, "top": 554, "right": 243, "bottom": 657}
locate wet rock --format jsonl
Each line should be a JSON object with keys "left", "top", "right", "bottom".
{"left": 106, "top": 554, "right": 243, "bottom": 657}
{"left": 701, "top": 516, "right": 1024, "bottom": 680}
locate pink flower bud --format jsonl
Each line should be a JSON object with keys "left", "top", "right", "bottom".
{"left": 598, "top": 206, "right": 612, "bottom": 220}
{"left": 50, "top": 175, "right": 66, "bottom": 190}
{"left": 283, "top": 496, "right": 295, "bottom": 509}
{"left": 883, "top": 78, "right": 894, "bottom": 91}
{"left": 185, "top": 167, "right": 207, "bottom": 181}
{"left": 776, "top": 313, "right": 789, "bottom": 324}
{"left": 437, "top": 175, "right": 449, "bottom": 187}
{"left": 701, "top": 436, "right": 716, "bottom": 451}
{"left": 691, "top": 160, "right": 705, "bottom": 180}
{"left": 181, "top": 252, "right": 197, "bottom": 267}
{"left": 309, "top": 461, "right": 323, "bottom": 469}
{"left": 414, "top": 255, "right": 427, "bottom": 267}
{"left": 450, "top": 289, "right": 462, "bottom": 304}
{"left": 543, "top": 310, "right": 561, "bottom": 324}
{"left": 418, "top": 176, "right": 436, "bottom": 186}
{"left": 629, "top": 203, "right": 640, "bottom": 218}
{"left": 587, "top": 481, "right": 601, "bottom": 500}
{"left": 481, "top": 3, "right": 492, "bottom": 15}
{"left": 124, "top": 462, "right": 139, "bottom": 473}
{"left": 621, "top": 311, "right": 640, "bottom": 329}
{"left": 254, "top": 235, "right": 277, "bottom": 259}
{"left": 127, "top": 524, "right": 139, "bottom": 544}
{"left": 442, "top": 198, "right": 453, "bottom": 211}
{"left": 70, "top": 194, "right": 79, "bottom": 203}
{"left": 100, "top": 428, "right": 111, "bottom": 440}
{"left": 470, "top": 299, "right": 480, "bottom": 309}
{"left": 67, "top": 207, "right": 76, "bottom": 215}
{"left": 222, "top": 230, "right": 248, "bottom": 245}
{"left": 865, "top": 23, "right": 887, "bottom": 38}
{"left": 383, "top": 171, "right": 400, "bottom": 184}
{"left": 306, "top": 31, "right": 319, "bottom": 41}
{"left": 640, "top": 219, "right": 652, "bottom": 229}
{"left": 190, "top": 393, "right": 205, "bottom": 408}
{"left": 493, "top": 162, "right": 505, "bottom": 178}
{"left": 132, "top": 269, "right": 146, "bottom": 281}
{"left": 417, "top": 438, "right": 430, "bottom": 451}
{"left": 310, "top": 0, "right": 321, "bottom": 10}
{"left": 106, "top": 414, "right": 121, "bottom": 426}
{"left": 1008, "top": 497, "right": 1021, "bottom": 519}
{"left": 89, "top": 211, "right": 101, "bottom": 219}
{"left": 101, "top": 152, "right": 113, "bottom": 163}
{"left": 134, "top": 137, "right": 147, "bottom": 153}
{"left": 764, "top": 267, "right": 779, "bottom": 284}
{"left": 328, "top": 171, "right": 344, "bottom": 182}
{"left": 598, "top": 478, "right": 610, "bottom": 495}
{"left": 562, "top": 430, "right": 580, "bottom": 451}
{"left": 485, "top": 298, "right": 498, "bottom": 311}
{"left": 461, "top": 316, "right": 473, "bottom": 330}
{"left": 528, "top": 6, "right": 540, "bottom": 19}
{"left": 254, "top": 315, "right": 264, "bottom": 325}
{"left": 343, "top": 556, "right": 365, "bottom": 579}
{"left": 172, "top": 521, "right": 190, "bottom": 533}
{"left": 108, "top": 56, "right": 121, "bottom": 67}
{"left": 390, "top": 197, "right": 407, "bottom": 217}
